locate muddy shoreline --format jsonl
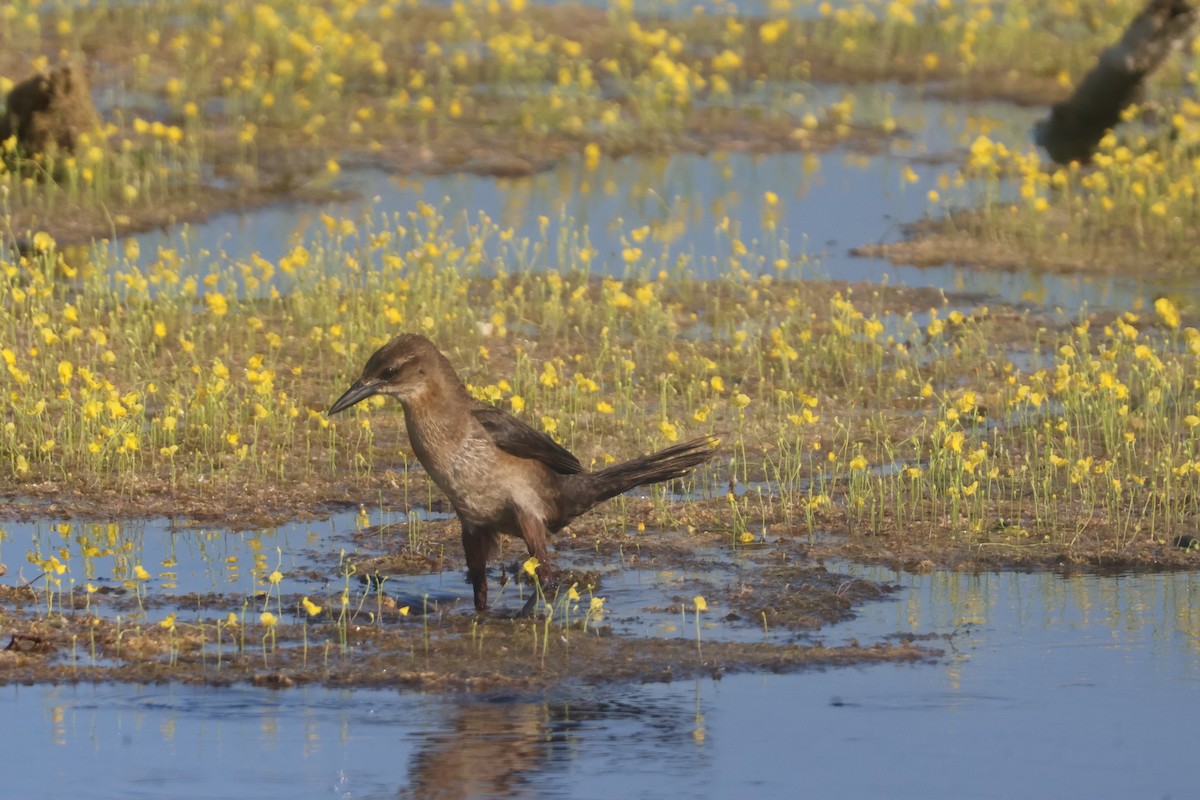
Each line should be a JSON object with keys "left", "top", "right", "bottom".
{"left": 0, "top": 520, "right": 941, "bottom": 689}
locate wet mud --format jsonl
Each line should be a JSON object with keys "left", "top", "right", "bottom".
{"left": 0, "top": 525, "right": 936, "bottom": 689}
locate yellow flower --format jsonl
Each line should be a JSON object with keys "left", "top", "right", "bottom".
{"left": 759, "top": 18, "right": 787, "bottom": 44}
{"left": 160, "top": 613, "right": 177, "bottom": 630}
{"left": 589, "top": 596, "right": 605, "bottom": 613}
{"left": 206, "top": 292, "right": 229, "bottom": 316}
{"left": 268, "top": 569, "right": 283, "bottom": 584}
{"left": 712, "top": 49, "right": 742, "bottom": 73}
{"left": 659, "top": 420, "right": 679, "bottom": 442}
{"left": 260, "top": 611, "right": 278, "bottom": 627}
{"left": 32, "top": 231, "right": 55, "bottom": 252}
{"left": 1155, "top": 297, "right": 1181, "bottom": 330}
{"left": 302, "top": 597, "right": 322, "bottom": 616}
{"left": 134, "top": 565, "right": 151, "bottom": 580}
{"left": 568, "top": 584, "right": 581, "bottom": 601}
{"left": 694, "top": 595, "right": 707, "bottom": 612}
{"left": 596, "top": 401, "right": 615, "bottom": 414}
{"left": 733, "top": 393, "right": 751, "bottom": 409}
{"left": 522, "top": 556, "right": 540, "bottom": 577}
{"left": 584, "top": 142, "right": 601, "bottom": 170}
{"left": 511, "top": 395, "right": 525, "bottom": 413}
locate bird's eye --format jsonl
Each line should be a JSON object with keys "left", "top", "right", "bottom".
{"left": 380, "top": 365, "right": 399, "bottom": 380}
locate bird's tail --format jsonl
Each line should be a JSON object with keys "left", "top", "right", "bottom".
{"left": 567, "top": 436, "right": 716, "bottom": 515}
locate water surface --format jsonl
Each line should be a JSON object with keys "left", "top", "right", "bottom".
{"left": 117, "top": 90, "right": 1176, "bottom": 312}
{"left": 5, "top": 567, "right": 1198, "bottom": 799}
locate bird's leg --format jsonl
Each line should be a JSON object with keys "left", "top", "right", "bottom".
{"left": 515, "top": 507, "right": 556, "bottom": 615}
{"left": 515, "top": 506, "right": 553, "bottom": 578}
{"left": 462, "top": 524, "right": 490, "bottom": 612}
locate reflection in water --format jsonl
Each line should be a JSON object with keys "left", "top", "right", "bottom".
{"left": 1, "top": 507, "right": 447, "bottom": 607}
{"left": 0, "top": 515, "right": 354, "bottom": 602}
{"left": 397, "top": 692, "right": 700, "bottom": 800}
{"left": 398, "top": 700, "right": 551, "bottom": 800}
{"left": 4, "top": 568, "right": 1199, "bottom": 798}
{"left": 118, "top": 85, "right": 1179, "bottom": 313}
{"left": 835, "top": 565, "right": 1200, "bottom": 679}
{"left": 4, "top": 682, "right": 705, "bottom": 800}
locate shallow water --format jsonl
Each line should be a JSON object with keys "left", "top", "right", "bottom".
{"left": 119, "top": 89, "right": 1179, "bottom": 312}
{"left": 5, "top": 566, "right": 1197, "bottom": 799}
{"left": 0, "top": 512, "right": 855, "bottom": 645}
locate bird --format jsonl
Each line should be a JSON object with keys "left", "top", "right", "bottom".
{"left": 329, "top": 333, "right": 715, "bottom": 612}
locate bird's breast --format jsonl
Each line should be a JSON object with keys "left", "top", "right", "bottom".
{"left": 419, "top": 431, "right": 508, "bottom": 517}
{"left": 405, "top": 409, "right": 556, "bottom": 530}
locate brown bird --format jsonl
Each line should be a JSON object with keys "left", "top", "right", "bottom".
{"left": 329, "top": 333, "right": 714, "bottom": 611}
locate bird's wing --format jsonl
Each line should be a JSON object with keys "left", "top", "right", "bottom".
{"left": 471, "top": 405, "right": 583, "bottom": 474}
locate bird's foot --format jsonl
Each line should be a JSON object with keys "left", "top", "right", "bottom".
{"left": 517, "top": 591, "right": 540, "bottom": 618}
{"left": 515, "top": 577, "right": 564, "bottom": 618}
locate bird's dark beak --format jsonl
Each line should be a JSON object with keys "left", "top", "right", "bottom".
{"left": 328, "top": 379, "right": 380, "bottom": 415}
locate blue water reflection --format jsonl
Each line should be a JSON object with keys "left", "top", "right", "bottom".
{"left": 124, "top": 142, "right": 1173, "bottom": 314}
{"left": 5, "top": 567, "right": 1198, "bottom": 799}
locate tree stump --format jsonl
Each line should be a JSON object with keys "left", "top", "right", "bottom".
{"left": 0, "top": 64, "right": 100, "bottom": 156}
{"left": 1035, "top": 0, "right": 1199, "bottom": 164}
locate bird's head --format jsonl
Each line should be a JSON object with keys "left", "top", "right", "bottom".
{"left": 328, "top": 333, "right": 445, "bottom": 414}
